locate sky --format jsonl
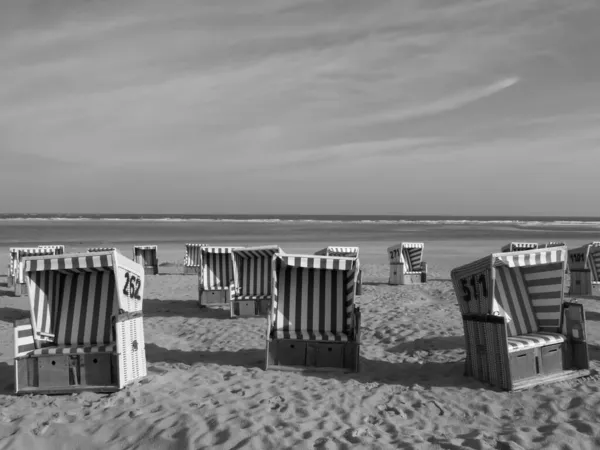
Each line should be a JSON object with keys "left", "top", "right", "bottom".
{"left": 1, "top": 0, "right": 599, "bottom": 216}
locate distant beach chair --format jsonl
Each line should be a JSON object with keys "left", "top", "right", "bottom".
{"left": 198, "top": 246, "right": 238, "bottom": 307}
{"left": 184, "top": 243, "right": 207, "bottom": 275}
{"left": 266, "top": 253, "right": 360, "bottom": 372}
{"left": 13, "top": 250, "right": 147, "bottom": 394}
{"left": 315, "top": 246, "right": 362, "bottom": 294}
{"left": 11, "top": 247, "right": 62, "bottom": 296}
{"left": 133, "top": 245, "right": 159, "bottom": 275}
{"left": 230, "top": 245, "right": 281, "bottom": 318}
{"left": 540, "top": 241, "right": 566, "bottom": 248}
{"left": 88, "top": 247, "right": 118, "bottom": 253}
{"left": 451, "top": 245, "right": 590, "bottom": 391}
{"left": 500, "top": 242, "right": 539, "bottom": 252}
{"left": 567, "top": 242, "right": 600, "bottom": 297}
{"left": 38, "top": 245, "right": 65, "bottom": 255}
{"left": 387, "top": 243, "right": 427, "bottom": 285}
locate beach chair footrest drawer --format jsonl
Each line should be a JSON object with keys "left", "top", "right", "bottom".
{"left": 232, "top": 300, "right": 258, "bottom": 317}
{"left": 509, "top": 343, "right": 566, "bottom": 381}
{"left": 199, "top": 290, "right": 229, "bottom": 306}
{"left": 268, "top": 340, "right": 359, "bottom": 371}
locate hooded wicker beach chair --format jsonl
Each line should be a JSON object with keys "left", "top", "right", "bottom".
{"left": 451, "top": 246, "right": 589, "bottom": 391}
{"left": 10, "top": 247, "right": 62, "bottom": 296}
{"left": 567, "top": 242, "right": 600, "bottom": 297}
{"left": 265, "top": 253, "right": 361, "bottom": 372}
{"left": 387, "top": 243, "right": 427, "bottom": 285}
{"left": 500, "top": 242, "right": 539, "bottom": 252}
{"left": 13, "top": 250, "right": 146, "bottom": 394}
{"left": 198, "top": 246, "right": 239, "bottom": 307}
{"left": 133, "top": 245, "right": 158, "bottom": 275}
{"left": 88, "top": 247, "right": 118, "bottom": 253}
{"left": 315, "top": 246, "right": 362, "bottom": 295}
{"left": 540, "top": 242, "right": 566, "bottom": 248}
{"left": 38, "top": 245, "right": 65, "bottom": 254}
{"left": 230, "top": 245, "right": 282, "bottom": 317}
{"left": 184, "top": 243, "right": 207, "bottom": 275}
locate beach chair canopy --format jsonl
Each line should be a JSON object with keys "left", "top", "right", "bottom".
{"left": 232, "top": 245, "right": 281, "bottom": 298}
{"left": 568, "top": 244, "right": 600, "bottom": 279}
{"left": 387, "top": 243, "right": 424, "bottom": 272}
{"left": 452, "top": 246, "right": 567, "bottom": 349}
{"left": 12, "top": 247, "right": 60, "bottom": 282}
{"left": 22, "top": 252, "right": 136, "bottom": 354}
{"left": 314, "top": 246, "right": 360, "bottom": 258}
{"left": 38, "top": 245, "right": 65, "bottom": 254}
{"left": 200, "top": 246, "right": 238, "bottom": 290}
{"left": 500, "top": 242, "right": 539, "bottom": 253}
{"left": 88, "top": 247, "right": 117, "bottom": 253}
{"left": 271, "top": 254, "right": 357, "bottom": 341}
{"left": 184, "top": 243, "right": 207, "bottom": 267}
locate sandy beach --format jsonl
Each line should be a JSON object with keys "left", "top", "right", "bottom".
{"left": 1, "top": 231, "right": 600, "bottom": 450}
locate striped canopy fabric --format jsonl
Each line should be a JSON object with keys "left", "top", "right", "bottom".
{"left": 542, "top": 242, "right": 566, "bottom": 248}
{"left": 493, "top": 247, "right": 566, "bottom": 268}
{"left": 13, "top": 248, "right": 61, "bottom": 282}
{"left": 272, "top": 254, "right": 356, "bottom": 341}
{"left": 589, "top": 247, "right": 600, "bottom": 282}
{"left": 200, "top": 246, "right": 237, "bottom": 290}
{"left": 500, "top": 242, "right": 539, "bottom": 253}
{"left": 184, "top": 243, "right": 207, "bottom": 268}
{"left": 388, "top": 243, "right": 424, "bottom": 273}
{"left": 232, "top": 246, "right": 281, "bottom": 298}
{"left": 24, "top": 254, "right": 114, "bottom": 274}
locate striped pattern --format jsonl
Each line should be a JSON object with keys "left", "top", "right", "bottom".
{"left": 387, "top": 243, "right": 424, "bottom": 273}
{"left": 507, "top": 332, "right": 566, "bottom": 353}
{"left": 451, "top": 255, "right": 493, "bottom": 315}
{"left": 14, "top": 320, "right": 36, "bottom": 357}
{"left": 25, "top": 254, "right": 113, "bottom": 273}
{"left": 32, "top": 344, "right": 115, "bottom": 355}
{"left": 38, "top": 245, "right": 65, "bottom": 254}
{"left": 133, "top": 245, "right": 157, "bottom": 268}
{"left": 494, "top": 248, "right": 566, "bottom": 268}
{"left": 28, "top": 270, "right": 117, "bottom": 346}
{"left": 315, "top": 246, "right": 359, "bottom": 257}
{"left": 521, "top": 262, "right": 564, "bottom": 330}
{"left": 543, "top": 242, "right": 565, "bottom": 248}
{"left": 14, "top": 248, "right": 60, "bottom": 283}
{"left": 494, "top": 266, "right": 538, "bottom": 336}
{"left": 184, "top": 244, "right": 207, "bottom": 267}
{"left": 88, "top": 247, "right": 116, "bottom": 253}
{"left": 588, "top": 247, "right": 600, "bottom": 282}
{"left": 501, "top": 242, "right": 539, "bottom": 252}
{"left": 272, "top": 254, "right": 355, "bottom": 341}
{"left": 233, "top": 246, "right": 280, "bottom": 297}
{"left": 200, "top": 247, "right": 235, "bottom": 290}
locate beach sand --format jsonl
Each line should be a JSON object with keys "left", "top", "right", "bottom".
{"left": 1, "top": 251, "right": 600, "bottom": 449}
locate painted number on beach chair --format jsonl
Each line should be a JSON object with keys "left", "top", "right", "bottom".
{"left": 570, "top": 253, "right": 586, "bottom": 263}
{"left": 460, "top": 272, "right": 488, "bottom": 303}
{"left": 123, "top": 272, "right": 142, "bottom": 300}
{"left": 389, "top": 249, "right": 401, "bottom": 261}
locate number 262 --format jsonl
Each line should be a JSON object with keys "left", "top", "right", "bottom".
{"left": 123, "top": 272, "right": 141, "bottom": 300}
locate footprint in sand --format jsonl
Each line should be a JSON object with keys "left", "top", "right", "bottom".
{"left": 263, "top": 395, "right": 286, "bottom": 411}
{"left": 230, "top": 388, "right": 246, "bottom": 397}
{"left": 313, "top": 437, "right": 332, "bottom": 449}
{"left": 377, "top": 404, "right": 408, "bottom": 420}
{"left": 343, "top": 427, "right": 372, "bottom": 444}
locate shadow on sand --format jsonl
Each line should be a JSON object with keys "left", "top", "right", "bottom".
{"left": 144, "top": 341, "right": 485, "bottom": 390}
{"left": 0, "top": 307, "right": 29, "bottom": 324}
{"left": 0, "top": 362, "right": 14, "bottom": 394}
{"left": 387, "top": 336, "right": 465, "bottom": 355}
{"left": 143, "top": 299, "right": 232, "bottom": 320}
{"left": 585, "top": 311, "right": 600, "bottom": 322}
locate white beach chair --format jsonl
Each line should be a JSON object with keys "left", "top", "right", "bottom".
{"left": 315, "top": 246, "right": 362, "bottom": 295}
{"left": 37, "top": 245, "right": 65, "bottom": 255}
{"left": 567, "top": 242, "right": 600, "bottom": 297}
{"left": 88, "top": 247, "right": 118, "bottom": 253}
{"left": 266, "top": 253, "right": 361, "bottom": 372}
{"left": 10, "top": 247, "right": 62, "bottom": 296}
{"left": 451, "top": 245, "right": 589, "bottom": 391}
{"left": 230, "top": 245, "right": 282, "bottom": 318}
{"left": 387, "top": 242, "right": 427, "bottom": 285}
{"left": 198, "top": 246, "right": 239, "bottom": 307}
{"left": 500, "top": 242, "right": 539, "bottom": 252}
{"left": 13, "top": 251, "right": 147, "bottom": 394}
{"left": 184, "top": 243, "right": 207, "bottom": 275}
{"left": 133, "top": 245, "right": 159, "bottom": 275}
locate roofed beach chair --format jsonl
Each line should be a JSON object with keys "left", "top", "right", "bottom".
{"left": 88, "top": 247, "right": 118, "bottom": 253}
{"left": 133, "top": 245, "right": 158, "bottom": 275}
{"left": 501, "top": 242, "right": 539, "bottom": 252}
{"left": 567, "top": 242, "right": 600, "bottom": 297}
{"left": 38, "top": 245, "right": 65, "bottom": 255}
{"left": 11, "top": 247, "right": 62, "bottom": 296}
{"left": 184, "top": 243, "right": 207, "bottom": 275}
{"left": 451, "top": 246, "right": 590, "bottom": 391}
{"left": 387, "top": 243, "right": 427, "bottom": 285}
{"left": 540, "top": 242, "right": 566, "bottom": 248}
{"left": 198, "top": 246, "right": 239, "bottom": 307}
{"left": 230, "top": 245, "right": 282, "bottom": 318}
{"left": 266, "top": 253, "right": 360, "bottom": 372}
{"left": 315, "top": 246, "right": 362, "bottom": 295}
{"left": 13, "top": 250, "right": 146, "bottom": 394}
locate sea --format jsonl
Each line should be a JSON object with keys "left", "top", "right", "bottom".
{"left": 0, "top": 214, "right": 599, "bottom": 267}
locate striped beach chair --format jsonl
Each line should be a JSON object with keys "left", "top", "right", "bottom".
{"left": 184, "top": 243, "right": 207, "bottom": 275}
{"left": 88, "top": 247, "right": 117, "bottom": 253}
{"left": 315, "top": 246, "right": 363, "bottom": 295}
{"left": 198, "top": 246, "right": 239, "bottom": 307}
{"left": 387, "top": 243, "right": 427, "bottom": 285}
{"left": 451, "top": 245, "right": 589, "bottom": 391}
{"left": 540, "top": 241, "right": 566, "bottom": 248}
{"left": 266, "top": 253, "right": 361, "bottom": 372}
{"left": 231, "top": 245, "right": 281, "bottom": 317}
{"left": 13, "top": 250, "right": 146, "bottom": 394}
{"left": 567, "top": 242, "right": 600, "bottom": 297}
{"left": 38, "top": 245, "right": 65, "bottom": 255}
{"left": 133, "top": 245, "right": 158, "bottom": 275}
{"left": 501, "top": 242, "right": 539, "bottom": 252}
{"left": 11, "top": 247, "right": 61, "bottom": 296}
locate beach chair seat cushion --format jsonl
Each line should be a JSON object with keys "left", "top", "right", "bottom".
{"left": 507, "top": 332, "right": 566, "bottom": 353}
{"left": 274, "top": 330, "right": 349, "bottom": 342}
{"left": 31, "top": 343, "right": 116, "bottom": 356}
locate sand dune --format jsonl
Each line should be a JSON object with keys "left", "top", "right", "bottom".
{"left": 1, "top": 258, "right": 599, "bottom": 449}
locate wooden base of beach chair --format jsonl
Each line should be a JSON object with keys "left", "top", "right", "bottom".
{"left": 230, "top": 299, "right": 270, "bottom": 318}
{"left": 265, "top": 339, "right": 359, "bottom": 372}
{"left": 183, "top": 266, "right": 199, "bottom": 275}
{"left": 569, "top": 271, "right": 590, "bottom": 296}
{"left": 388, "top": 263, "right": 427, "bottom": 285}
{"left": 510, "top": 368, "right": 591, "bottom": 391}
{"left": 14, "top": 283, "right": 24, "bottom": 297}
{"left": 7, "top": 275, "right": 13, "bottom": 288}
{"left": 143, "top": 266, "right": 158, "bottom": 275}
{"left": 15, "top": 353, "right": 120, "bottom": 395}
{"left": 199, "top": 289, "right": 229, "bottom": 307}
